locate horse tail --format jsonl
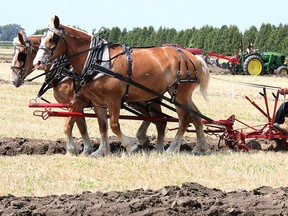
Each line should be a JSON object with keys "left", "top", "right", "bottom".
{"left": 195, "top": 55, "right": 210, "bottom": 101}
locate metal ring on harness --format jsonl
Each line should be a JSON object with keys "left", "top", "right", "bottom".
{"left": 47, "top": 82, "right": 53, "bottom": 88}
{"left": 80, "top": 80, "right": 86, "bottom": 86}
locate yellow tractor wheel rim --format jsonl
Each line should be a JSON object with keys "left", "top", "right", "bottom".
{"left": 248, "top": 59, "right": 262, "bottom": 75}
{"left": 280, "top": 68, "right": 287, "bottom": 75}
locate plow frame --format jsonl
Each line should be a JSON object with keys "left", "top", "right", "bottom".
{"left": 29, "top": 88, "right": 288, "bottom": 151}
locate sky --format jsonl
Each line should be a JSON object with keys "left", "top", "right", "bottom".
{"left": 1, "top": 0, "right": 288, "bottom": 35}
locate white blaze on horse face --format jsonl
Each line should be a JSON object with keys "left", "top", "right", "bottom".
{"left": 33, "top": 48, "right": 46, "bottom": 69}
{"left": 10, "top": 48, "right": 20, "bottom": 82}
{"left": 11, "top": 38, "right": 21, "bottom": 68}
{"left": 11, "top": 38, "right": 23, "bottom": 84}
{"left": 33, "top": 30, "right": 54, "bottom": 70}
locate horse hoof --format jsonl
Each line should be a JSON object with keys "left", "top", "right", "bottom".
{"left": 90, "top": 149, "right": 111, "bottom": 158}
{"left": 82, "top": 148, "right": 93, "bottom": 156}
{"left": 131, "top": 144, "right": 139, "bottom": 152}
{"left": 191, "top": 148, "right": 202, "bottom": 156}
{"left": 66, "top": 150, "right": 78, "bottom": 156}
{"left": 124, "top": 144, "right": 140, "bottom": 154}
{"left": 165, "top": 147, "right": 178, "bottom": 154}
{"left": 142, "top": 139, "right": 150, "bottom": 149}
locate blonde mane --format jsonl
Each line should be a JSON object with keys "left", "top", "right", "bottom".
{"left": 61, "top": 24, "right": 91, "bottom": 41}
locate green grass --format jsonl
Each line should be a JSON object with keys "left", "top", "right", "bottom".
{"left": 0, "top": 152, "right": 287, "bottom": 196}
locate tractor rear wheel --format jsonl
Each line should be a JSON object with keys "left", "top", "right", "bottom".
{"left": 243, "top": 55, "right": 264, "bottom": 76}
{"left": 275, "top": 66, "right": 288, "bottom": 75}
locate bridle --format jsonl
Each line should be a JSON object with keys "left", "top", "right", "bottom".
{"left": 38, "top": 26, "right": 66, "bottom": 67}
{"left": 11, "top": 40, "right": 36, "bottom": 83}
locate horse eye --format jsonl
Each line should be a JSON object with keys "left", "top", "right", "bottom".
{"left": 18, "top": 53, "right": 27, "bottom": 62}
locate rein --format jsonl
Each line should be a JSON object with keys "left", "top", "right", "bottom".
{"left": 211, "top": 76, "right": 280, "bottom": 90}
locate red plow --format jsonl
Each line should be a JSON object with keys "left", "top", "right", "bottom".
{"left": 29, "top": 88, "right": 288, "bottom": 151}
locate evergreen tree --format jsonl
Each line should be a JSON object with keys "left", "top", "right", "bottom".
{"left": 243, "top": 25, "right": 258, "bottom": 46}
{"left": 117, "top": 28, "right": 128, "bottom": 44}
{"left": 225, "top": 25, "right": 241, "bottom": 55}
{"left": 254, "top": 23, "right": 276, "bottom": 51}
{"left": 108, "top": 27, "right": 121, "bottom": 43}
{"left": 34, "top": 29, "right": 46, "bottom": 35}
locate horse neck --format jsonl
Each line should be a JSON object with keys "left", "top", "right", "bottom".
{"left": 62, "top": 26, "right": 91, "bottom": 74}
{"left": 28, "top": 35, "right": 41, "bottom": 46}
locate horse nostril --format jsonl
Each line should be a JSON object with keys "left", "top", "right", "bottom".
{"left": 37, "top": 61, "right": 42, "bottom": 66}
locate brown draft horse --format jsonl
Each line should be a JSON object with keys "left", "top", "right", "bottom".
{"left": 11, "top": 29, "right": 167, "bottom": 156}
{"left": 33, "top": 16, "right": 210, "bottom": 154}
{"left": 11, "top": 30, "right": 107, "bottom": 156}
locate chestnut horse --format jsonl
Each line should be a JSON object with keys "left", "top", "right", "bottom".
{"left": 11, "top": 30, "right": 107, "bottom": 156}
{"left": 11, "top": 29, "right": 167, "bottom": 156}
{"left": 33, "top": 16, "right": 210, "bottom": 154}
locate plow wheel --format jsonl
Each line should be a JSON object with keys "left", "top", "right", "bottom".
{"left": 243, "top": 55, "right": 264, "bottom": 76}
{"left": 204, "top": 55, "right": 214, "bottom": 66}
{"left": 246, "top": 140, "right": 262, "bottom": 150}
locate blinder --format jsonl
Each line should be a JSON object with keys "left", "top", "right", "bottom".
{"left": 11, "top": 39, "right": 34, "bottom": 82}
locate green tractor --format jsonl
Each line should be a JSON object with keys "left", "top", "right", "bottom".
{"left": 205, "top": 36, "right": 288, "bottom": 76}
{"left": 260, "top": 52, "right": 288, "bottom": 75}
{"left": 205, "top": 36, "right": 265, "bottom": 75}
{"left": 233, "top": 36, "right": 265, "bottom": 76}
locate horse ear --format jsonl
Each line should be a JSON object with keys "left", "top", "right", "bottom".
{"left": 18, "top": 33, "right": 25, "bottom": 45}
{"left": 54, "top": 15, "right": 60, "bottom": 29}
{"left": 18, "top": 28, "right": 28, "bottom": 42}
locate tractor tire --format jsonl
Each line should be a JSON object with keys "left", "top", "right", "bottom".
{"left": 231, "top": 65, "right": 240, "bottom": 74}
{"left": 246, "top": 140, "right": 262, "bottom": 150}
{"left": 275, "top": 66, "right": 288, "bottom": 75}
{"left": 243, "top": 55, "right": 264, "bottom": 76}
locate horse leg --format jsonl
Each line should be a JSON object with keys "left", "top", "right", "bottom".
{"left": 188, "top": 101, "right": 210, "bottom": 155}
{"left": 130, "top": 102, "right": 166, "bottom": 152}
{"left": 64, "top": 115, "right": 79, "bottom": 156}
{"left": 149, "top": 103, "right": 166, "bottom": 152}
{"left": 166, "top": 107, "right": 190, "bottom": 153}
{"left": 136, "top": 120, "right": 151, "bottom": 149}
{"left": 64, "top": 99, "right": 90, "bottom": 156}
{"left": 108, "top": 104, "right": 139, "bottom": 153}
{"left": 75, "top": 117, "right": 93, "bottom": 155}
{"left": 167, "top": 99, "right": 209, "bottom": 155}
{"left": 129, "top": 103, "right": 151, "bottom": 149}
{"left": 91, "top": 107, "right": 111, "bottom": 157}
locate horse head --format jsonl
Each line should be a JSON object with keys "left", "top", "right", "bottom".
{"left": 33, "top": 15, "right": 67, "bottom": 70}
{"left": 11, "top": 29, "right": 39, "bottom": 87}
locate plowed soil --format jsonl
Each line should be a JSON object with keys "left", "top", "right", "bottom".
{"left": 0, "top": 137, "right": 288, "bottom": 215}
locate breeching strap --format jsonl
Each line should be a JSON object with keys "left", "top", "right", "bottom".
{"left": 84, "top": 62, "right": 214, "bottom": 122}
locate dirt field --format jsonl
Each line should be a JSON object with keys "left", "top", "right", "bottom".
{"left": 0, "top": 137, "right": 288, "bottom": 215}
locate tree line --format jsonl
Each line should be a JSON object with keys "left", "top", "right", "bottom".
{"left": 1, "top": 23, "right": 288, "bottom": 55}
{"left": 98, "top": 23, "right": 288, "bottom": 55}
